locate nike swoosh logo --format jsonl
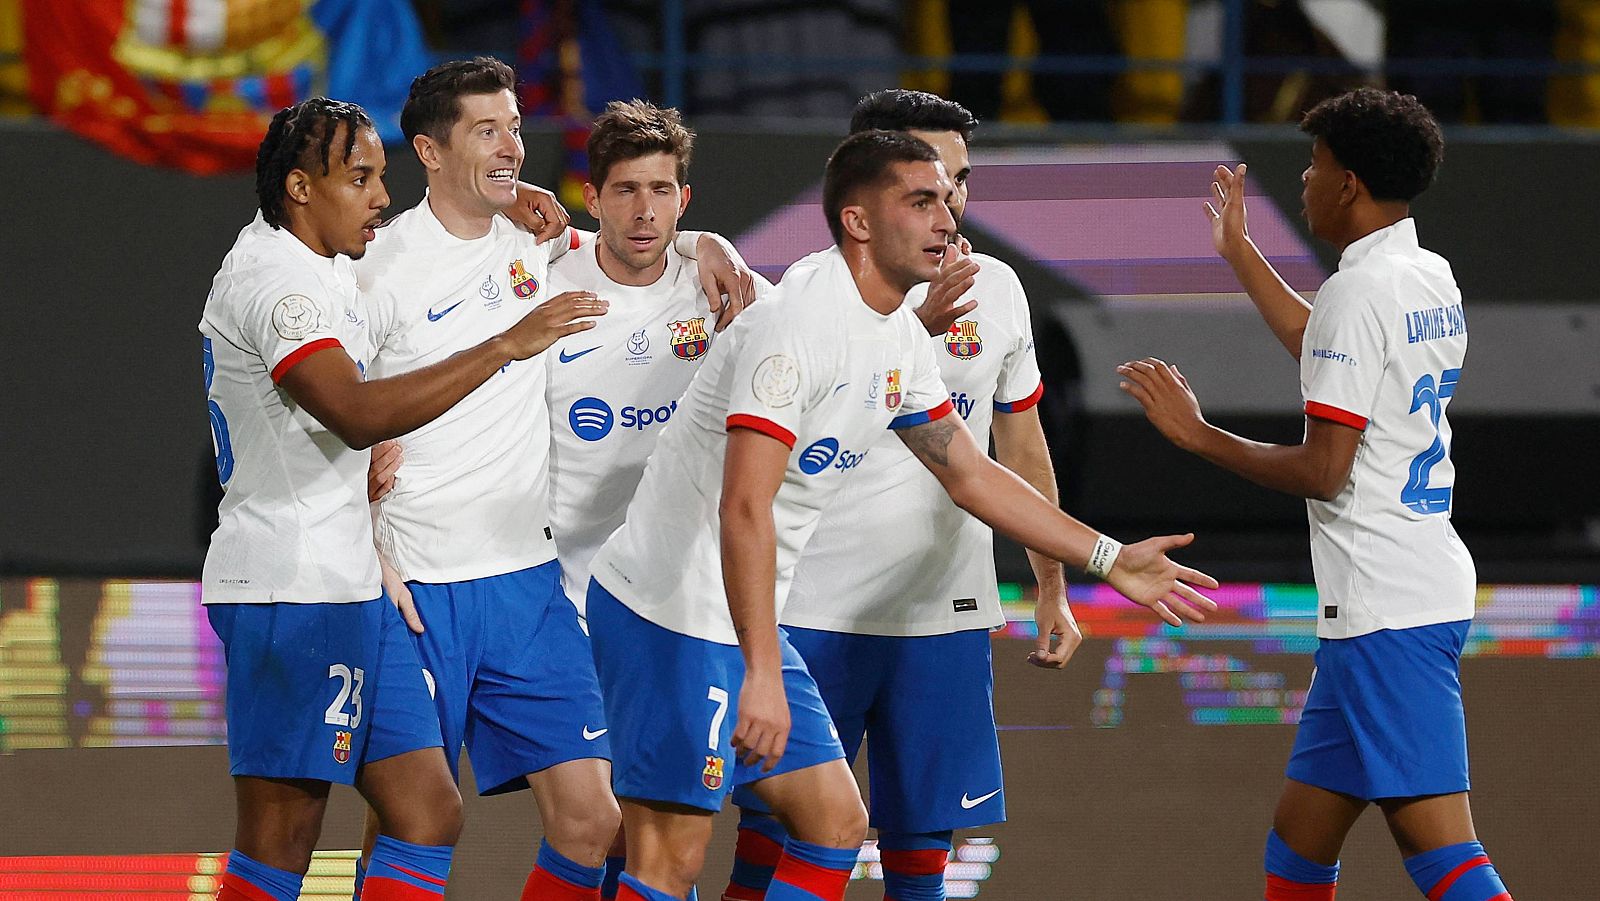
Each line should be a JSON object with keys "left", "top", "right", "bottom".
{"left": 832, "top": 383, "right": 850, "bottom": 396}
{"left": 582, "top": 726, "right": 608, "bottom": 741}
{"left": 560, "top": 346, "right": 602, "bottom": 363}
{"left": 426, "top": 299, "right": 465, "bottom": 322}
{"left": 960, "top": 789, "right": 1001, "bottom": 809}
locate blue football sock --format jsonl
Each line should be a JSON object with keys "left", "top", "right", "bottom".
{"left": 766, "top": 839, "right": 858, "bottom": 901}
{"left": 363, "top": 834, "right": 453, "bottom": 898}
{"left": 219, "top": 850, "right": 303, "bottom": 901}
{"left": 878, "top": 832, "right": 951, "bottom": 901}
{"left": 1403, "top": 841, "right": 1511, "bottom": 901}
{"left": 601, "top": 855, "right": 626, "bottom": 900}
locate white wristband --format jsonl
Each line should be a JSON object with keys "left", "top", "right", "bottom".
{"left": 1086, "top": 534, "right": 1123, "bottom": 580}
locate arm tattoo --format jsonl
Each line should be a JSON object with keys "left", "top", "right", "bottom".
{"left": 900, "top": 416, "right": 960, "bottom": 468}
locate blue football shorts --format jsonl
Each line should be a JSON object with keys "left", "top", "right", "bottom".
{"left": 208, "top": 595, "right": 442, "bottom": 784}
{"left": 1287, "top": 619, "right": 1472, "bottom": 800}
{"left": 732, "top": 626, "right": 1005, "bottom": 832}
{"left": 586, "top": 579, "right": 846, "bottom": 812}
{"left": 406, "top": 560, "right": 611, "bottom": 796}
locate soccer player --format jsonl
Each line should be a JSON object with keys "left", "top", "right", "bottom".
{"left": 1117, "top": 88, "right": 1514, "bottom": 901}
{"left": 544, "top": 97, "right": 772, "bottom": 900}
{"left": 200, "top": 96, "right": 604, "bottom": 901}
{"left": 353, "top": 60, "right": 756, "bottom": 901}
{"left": 724, "top": 89, "right": 1074, "bottom": 901}
{"left": 585, "top": 129, "right": 1217, "bottom": 901}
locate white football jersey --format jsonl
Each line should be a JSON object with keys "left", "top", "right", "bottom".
{"left": 589, "top": 248, "right": 955, "bottom": 644}
{"left": 356, "top": 200, "right": 567, "bottom": 583}
{"left": 546, "top": 240, "right": 773, "bottom": 609}
{"left": 198, "top": 213, "right": 379, "bottom": 604}
{"left": 782, "top": 252, "right": 1043, "bottom": 636}
{"left": 1299, "top": 218, "right": 1475, "bottom": 639}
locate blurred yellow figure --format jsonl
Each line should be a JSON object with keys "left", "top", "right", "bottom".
{"left": 1551, "top": 0, "right": 1600, "bottom": 126}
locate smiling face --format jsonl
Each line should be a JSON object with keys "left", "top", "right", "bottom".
{"left": 297, "top": 123, "right": 389, "bottom": 259}
{"left": 428, "top": 88, "right": 524, "bottom": 215}
{"left": 859, "top": 159, "right": 959, "bottom": 293}
{"left": 584, "top": 151, "right": 689, "bottom": 282}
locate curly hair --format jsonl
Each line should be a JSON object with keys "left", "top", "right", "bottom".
{"left": 586, "top": 99, "right": 696, "bottom": 188}
{"left": 850, "top": 89, "right": 980, "bottom": 142}
{"left": 822, "top": 130, "right": 941, "bottom": 245}
{"left": 400, "top": 56, "right": 518, "bottom": 146}
{"left": 255, "top": 97, "right": 374, "bottom": 229}
{"left": 1300, "top": 88, "right": 1444, "bottom": 202}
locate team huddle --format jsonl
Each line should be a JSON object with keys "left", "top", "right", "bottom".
{"left": 198, "top": 55, "right": 1513, "bottom": 901}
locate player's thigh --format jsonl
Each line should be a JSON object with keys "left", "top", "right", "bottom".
{"left": 467, "top": 562, "right": 611, "bottom": 796}
{"left": 207, "top": 599, "right": 392, "bottom": 785}
{"left": 1272, "top": 778, "right": 1368, "bottom": 865}
{"left": 587, "top": 580, "right": 744, "bottom": 812}
{"left": 871, "top": 628, "right": 1004, "bottom": 832}
{"left": 1378, "top": 792, "right": 1477, "bottom": 857}
{"left": 528, "top": 757, "right": 621, "bottom": 855}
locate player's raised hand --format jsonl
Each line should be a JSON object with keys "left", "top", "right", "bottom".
{"left": 1105, "top": 533, "right": 1219, "bottom": 626}
{"left": 501, "top": 291, "right": 608, "bottom": 359}
{"left": 1027, "top": 593, "right": 1084, "bottom": 669}
{"left": 367, "top": 440, "right": 403, "bottom": 503}
{"left": 1205, "top": 163, "right": 1251, "bottom": 261}
{"left": 694, "top": 234, "right": 758, "bottom": 333}
{"left": 915, "top": 243, "right": 980, "bottom": 338}
{"left": 1117, "top": 357, "right": 1208, "bottom": 452}
{"left": 732, "top": 669, "right": 791, "bottom": 772}
{"left": 509, "top": 180, "right": 573, "bottom": 243}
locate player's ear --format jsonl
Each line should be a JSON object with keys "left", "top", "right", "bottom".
{"left": 582, "top": 181, "right": 601, "bottom": 219}
{"left": 678, "top": 183, "right": 691, "bottom": 218}
{"left": 1340, "top": 169, "right": 1362, "bottom": 207}
{"left": 284, "top": 168, "right": 312, "bottom": 209}
{"left": 840, "top": 204, "right": 870, "bottom": 242}
{"left": 412, "top": 133, "right": 443, "bottom": 173}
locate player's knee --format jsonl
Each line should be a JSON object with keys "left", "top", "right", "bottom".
{"left": 381, "top": 782, "right": 464, "bottom": 847}
{"left": 546, "top": 792, "right": 622, "bottom": 856}
{"left": 787, "top": 791, "right": 868, "bottom": 849}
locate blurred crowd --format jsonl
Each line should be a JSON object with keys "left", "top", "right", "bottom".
{"left": 3, "top": 0, "right": 1598, "bottom": 127}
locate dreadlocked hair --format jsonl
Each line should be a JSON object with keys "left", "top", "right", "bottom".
{"left": 255, "top": 97, "right": 374, "bottom": 229}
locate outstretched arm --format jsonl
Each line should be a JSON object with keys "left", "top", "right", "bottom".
{"left": 1208, "top": 163, "right": 1312, "bottom": 360}
{"left": 720, "top": 427, "right": 793, "bottom": 771}
{"left": 1118, "top": 357, "right": 1361, "bottom": 501}
{"left": 898, "top": 414, "right": 1217, "bottom": 626}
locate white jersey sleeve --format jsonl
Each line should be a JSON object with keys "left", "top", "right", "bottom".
{"left": 237, "top": 267, "right": 351, "bottom": 382}
{"left": 724, "top": 308, "right": 834, "bottom": 447}
{"left": 993, "top": 265, "right": 1044, "bottom": 411}
{"left": 1301, "top": 270, "right": 1387, "bottom": 429}
{"left": 887, "top": 323, "right": 956, "bottom": 428}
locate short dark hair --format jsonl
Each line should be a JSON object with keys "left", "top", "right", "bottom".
{"left": 822, "top": 130, "right": 941, "bottom": 245}
{"left": 255, "top": 97, "right": 374, "bottom": 229}
{"left": 850, "top": 89, "right": 979, "bottom": 141}
{"left": 586, "top": 99, "right": 696, "bottom": 188}
{"left": 1300, "top": 88, "right": 1444, "bottom": 202}
{"left": 401, "top": 56, "right": 518, "bottom": 145}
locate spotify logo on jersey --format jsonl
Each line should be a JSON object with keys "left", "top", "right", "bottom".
{"left": 798, "top": 438, "right": 840, "bottom": 474}
{"left": 569, "top": 397, "right": 615, "bottom": 441}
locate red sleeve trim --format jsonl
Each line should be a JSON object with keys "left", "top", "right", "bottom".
{"left": 727, "top": 413, "right": 797, "bottom": 449}
{"left": 1305, "top": 400, "right": 1368, "bottom": 430}
{"left": 994, "top": 380, "right": 1044, "bottom": 414}
{"left": 890, "top": 398, "right": 956, "bottom": 429}
{"left": 270, "top": 338, "right": 342, "bottom": 383}
{"left": 568, "top": 227, "right": 582, "bottom": 251}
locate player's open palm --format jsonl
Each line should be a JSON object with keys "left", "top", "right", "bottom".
{"left": 1106, "top": 533, "right": 1219, "bottom": 627}
{"left": 732, "top": 670, "right": 790, "bottom": 773}
{"left": 1205, "top": 163, "right": 1250, "bottom": 260}
{"left": 503, "top": 291, "right": 608, "bottom": 359}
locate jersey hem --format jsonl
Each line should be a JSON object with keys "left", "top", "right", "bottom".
{"left": 779, "top": 614, "right": 1007, "bottom": 637}
{"left": 889, "top": 398, "right": 956, "bottom": 430}
{"left": 1304, "top": 400, "right": 1368, "bottom": 430}
{"left": 727, "top": 413, "right": 797, "bottom": 448}
{"left": 270, "top": 337, "right": 343, "bottom": 383}
{"left": 200, "top": 590, "right": 382, "bottom": 605}
{"left": 394, "top": 546, "right": 559, "bottom": 586}
{"left": 994, "top": 381, "right": 1044, "bottom": 414}
{"left": 1315, "top": 609, "right": 1474, "bottom": 640}
{"left": 592, "top": 571, "right": 741, "bottom": 646}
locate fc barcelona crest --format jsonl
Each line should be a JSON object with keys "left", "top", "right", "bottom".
{"left": 946, "top": 320, "right": 983, "bottom": 358}
{"left": 885, "top": 369, "right": 903, "bottom": 412}
{"left": 509, "top": 259, "right": 539, "bottom": 299}
{"left": 333, "top": 730, "right": 353, "bottom": 765}
{"left": 668, "top": 318, "right": 710, "bottom": 361}
{"left": 702, "top": 755, "right": 725, "bottom": 790}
